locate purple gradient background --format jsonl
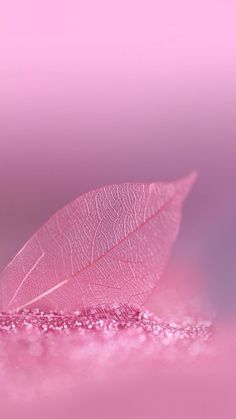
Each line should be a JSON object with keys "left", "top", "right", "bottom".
{"left": 1, "top": 0, "right": 236, "bottom": 315}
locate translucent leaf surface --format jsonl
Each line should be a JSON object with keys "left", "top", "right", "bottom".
{"left": 0, "top": 173, "right": 196, "bottom": 313}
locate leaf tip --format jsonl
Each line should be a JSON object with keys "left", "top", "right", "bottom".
{"left": 175, "top": 171, "right": 197, "bottom": 200}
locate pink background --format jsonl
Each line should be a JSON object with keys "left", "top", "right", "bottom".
{"left": 1, "top": 0, "right": 236, "bottom": 314}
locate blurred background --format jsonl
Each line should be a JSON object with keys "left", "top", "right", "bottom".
{"left": 0, "top": 0, "right": 236, "bottom": 316}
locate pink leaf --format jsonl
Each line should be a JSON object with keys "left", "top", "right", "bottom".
{"left": 0, "top": 173, "right": 196, "bottom": 313}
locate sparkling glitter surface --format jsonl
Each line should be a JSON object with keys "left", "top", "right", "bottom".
{"left": 0, "top": 306, "right": 211, "bottom": 340}
{"left": 0, "top": 306, "right": 214, "bottom": 408}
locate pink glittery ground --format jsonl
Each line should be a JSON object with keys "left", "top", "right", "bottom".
{"left": 0, "top": 306, "right": 212, "bottom": 338}
{"left": 0, "top": 306, "right": 213, "bottom": 406}
{"left": 2, "top": 307, "right": 236, "bottom": 419}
